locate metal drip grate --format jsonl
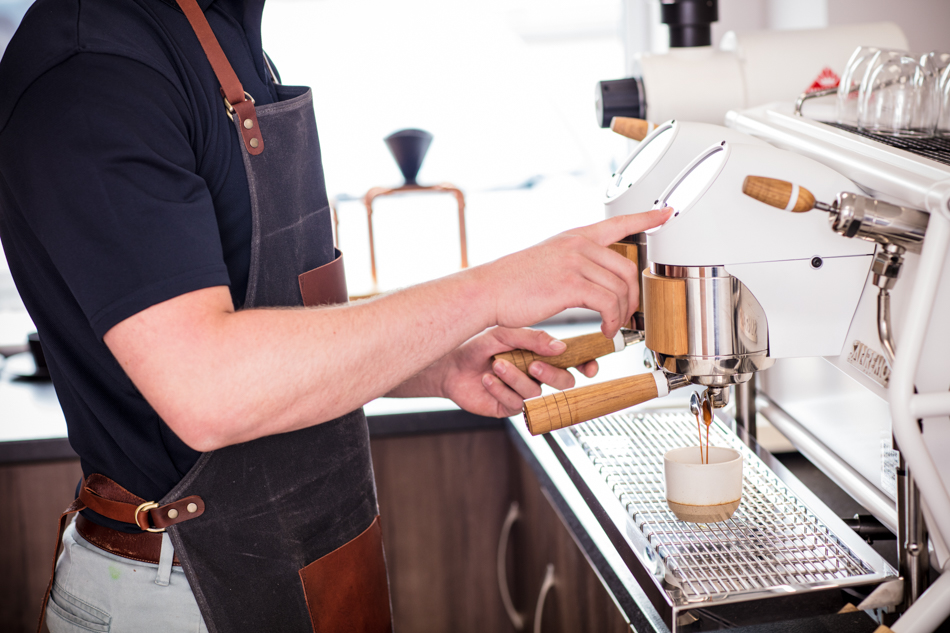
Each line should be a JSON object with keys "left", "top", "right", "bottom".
{"left": 570, "top": 412, "right": 874, "bottom": 603}
{"left": 825, "top": 122, "right": 950, "bottom": 166}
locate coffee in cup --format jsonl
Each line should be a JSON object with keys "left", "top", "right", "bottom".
{"left": 664, "top": 446, "right": 743, "bottom": 523}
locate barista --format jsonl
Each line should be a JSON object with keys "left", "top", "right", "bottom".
{"left": 0, "top": 0, "right": 671, "bottom": 631}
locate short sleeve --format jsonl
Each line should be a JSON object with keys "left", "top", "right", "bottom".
{"left": 0, "top": 52, "right": 231, "bottom": 337}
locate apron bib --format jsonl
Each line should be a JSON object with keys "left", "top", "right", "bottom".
{"left": 157, "top": 2, "right": 392, "bottom": 631}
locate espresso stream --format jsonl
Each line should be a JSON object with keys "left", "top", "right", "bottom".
{"left": 695, "top": 399, "right": 713, "bottom": 464}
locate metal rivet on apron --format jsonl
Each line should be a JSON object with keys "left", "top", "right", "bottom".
{"left": 250, "top": 137, "right": 259, "bottom": 148}
{"left": 244, "top": 119, "right": 254, "bottom": 130}
{"left": 167, "top": 508, "right": 179, "bottom": 519}
{"left": 187, "top": 502, "right": 198, "bottom": 513}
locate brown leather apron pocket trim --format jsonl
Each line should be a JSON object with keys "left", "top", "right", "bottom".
{"left": 299, "top": 248, "right": 348, "bottom": 307}
{"left": 298, "top": 515, "right": 392, "bottom": 633}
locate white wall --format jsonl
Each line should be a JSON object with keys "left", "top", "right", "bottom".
{"left": 626, "top": 0, "right": 949, "bottom": 59}
{"left": 828, "top": 0, "right": 950, "bottom": 54}
{"left": 710, "top": 0, "right": 767, "bottom": 45}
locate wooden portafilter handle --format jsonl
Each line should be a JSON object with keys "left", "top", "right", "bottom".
{"left": 524, "top": 371, "right": 670, "bottom": 436}
{"left": 610, "top": 117, "right": 656, "bottom": 141}
{"left": 742, "top": 176, "right": 816, "bottom": 213}
{"left": 492, "top": 331, "right": 628, "bottom": 374}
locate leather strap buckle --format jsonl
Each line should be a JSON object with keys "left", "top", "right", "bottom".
{"left": 175, "top": 0, "right": 264, "bottom": 155}
{"left": 223, "top": 91, "right": 255, "bottom": 122}
{"left": 134, "top": 501, "right": 164, "bottom": 533}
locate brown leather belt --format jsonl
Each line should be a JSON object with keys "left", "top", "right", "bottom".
{"left": 75, "top": 514, "right": 181, "bottom": 566}
{"left": 38, "top": 475, "right": 203, "bottom": 633}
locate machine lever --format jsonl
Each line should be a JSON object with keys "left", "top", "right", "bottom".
{"left": 492, "top": 330, "right": 642, "bottom": 375}
{"left": 741, "top": 176, "right": 820, "bottom": 213}
{"left": 522, "top": 370, "right": 686, "bottom": 435}
{"left": 610, "top": 116, "right": 656, "bottom": 141}
{"left": 743, "top": 176, "right": 928, "bottom": 254}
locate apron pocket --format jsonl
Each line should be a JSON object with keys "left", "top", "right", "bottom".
{"left": 297, "top": 248, "right": 349, "bottom": 308}
{"left": 298, "top": 248, "right": 348, "bottom": 307}
{"left": 298, "top": 515, "right": 392, "bottom": 633}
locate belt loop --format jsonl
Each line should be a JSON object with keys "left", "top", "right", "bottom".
{"left": 155, "top": 533, "right": 175, "bottom": 587}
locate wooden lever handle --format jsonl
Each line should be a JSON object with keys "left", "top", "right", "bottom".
{"left": 523, "top": 372, "right": 662, "bottom": 436}
{"left": 742, "top": 176, "right": 816, "bottom": 212}
{"left": 492, "top": 332, "right": 620, "bottom": 374}
{"left": 610, "top": 117, "right": 655, "bottom": 141}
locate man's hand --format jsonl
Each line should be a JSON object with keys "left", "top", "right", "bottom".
{"left": 103, "top": 208, "right": 671, "bottom": 451}
{"left": 436, "top": 327, "right": 598, "bottom": 417}
{"left": 475, "top": 208, "right": 673, "bottom": 339}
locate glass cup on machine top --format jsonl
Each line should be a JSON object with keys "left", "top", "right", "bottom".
{"left": 836, "top": 46, "right": 886, "bottom": 127}
{"left": 857, "top": 49, "right": 938, "bottom": 137}
{"left": 935, "top": 61, "right": 950, "bottom": 137}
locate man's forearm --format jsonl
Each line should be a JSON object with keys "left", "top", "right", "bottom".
{"left": 106, "top": 266, "right": 496, "bottom": 451}
{"left": 105, "top": 209, "right": 672, "bottom": 452}
{"left": 382, "top": 361, "right": 446, "bottom": 400}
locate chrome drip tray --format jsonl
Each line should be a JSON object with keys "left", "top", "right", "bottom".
{"left": 546, "top": 409, "right": 897, "bottom": 632}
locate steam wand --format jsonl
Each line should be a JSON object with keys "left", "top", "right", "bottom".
{"left": 741, "top": 175, "right": 930, "bottom": 371}
{"left": 742, "top": 176, "right": 932, "bottom": 606}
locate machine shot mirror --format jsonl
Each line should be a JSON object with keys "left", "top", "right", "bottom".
{"left": 604, "top": 120, "right": 766, "bottom": 219}
{"left": 612, "top": 123, "right": 675, "bottom": 191}
{"left": 661, "top": 144, "right": 728, "bottom": 216}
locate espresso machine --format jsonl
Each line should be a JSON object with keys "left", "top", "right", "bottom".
{"left": 496, "top": 104, "right": 950, "bottom": 630}
{"left": 494, "top": 2, "right": 950, "bottom": 626}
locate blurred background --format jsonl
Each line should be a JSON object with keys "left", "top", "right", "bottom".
{"left": 1, "top": 0, "right": 948, "bottom": 309}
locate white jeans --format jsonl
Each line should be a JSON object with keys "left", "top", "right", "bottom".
{"left": 47, "top": 519, "right": 208, "bottom": 633}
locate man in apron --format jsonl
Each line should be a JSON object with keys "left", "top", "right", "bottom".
{"left": 0, "top": 0, "right": 671, "bottom": 631}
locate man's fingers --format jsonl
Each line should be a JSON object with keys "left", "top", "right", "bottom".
{"left": 577, "top": 359, "right": 599, "bottom": 378}
{"left": 576, "top": 258, "right": 630, "bottom": 329}
{"left": 574, "top": 234, "right": 639, "bottom": 283}
{"left": 481, "top": 373, "right": 530, "bottom": 417}
{"left": 525, "top": 361, "right": 576, "bottom": 391}
{"left": 492, "top": 359, "right": 543, "bottom": 399}
{"left": 574, "top": 281, "right": 623, "bottom": 338}
{"left": 578, "top": 207, "right": 674, "bottom": 246}
{"left": 492, "top": 327, "right": 567, "bottom": 357}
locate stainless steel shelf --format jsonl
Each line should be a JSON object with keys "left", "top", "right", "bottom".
{"left": 546, "top": 409, "right": 897, "bottom": 632}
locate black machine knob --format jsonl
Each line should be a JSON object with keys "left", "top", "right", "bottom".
{"left": 661, "top": 0, "right": 718, "bottom": 48}
{"left": 594, "top": 1, "right": 718, "bottom": 128}
{"left": 595, "top": 77, "right": 646, "bottom": 128}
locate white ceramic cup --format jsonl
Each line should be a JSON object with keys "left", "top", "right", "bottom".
{"left": 664, "top": 446, "right": 743, "bottom": 523}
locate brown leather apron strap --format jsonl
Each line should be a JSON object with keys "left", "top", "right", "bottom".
{"left": 37, "top": 475, "right": 205, "bottom": 633}
{"left": 79, "top": 473, "right": 206, "bottom": 531}
{"left": 174, "top": 0, "right": 264, "bottom": 156}
{"left": 36, "top": 496, "right": 85, "bottom": 633}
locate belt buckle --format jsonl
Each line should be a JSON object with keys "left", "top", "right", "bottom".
{"left": 134, "top": 501, "right": 164, "bottom": 533}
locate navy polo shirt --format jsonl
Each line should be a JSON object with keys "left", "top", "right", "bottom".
{"left": 0, "top": 0, "right": 282, "bottom": 528}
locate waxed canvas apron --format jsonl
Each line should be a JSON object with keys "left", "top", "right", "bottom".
{"left": 157, "top": 2, "right": 392, "bottom": 631}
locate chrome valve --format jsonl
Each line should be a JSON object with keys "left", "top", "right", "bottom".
{"left": 830, "top": 192, "right": 929, "bottom": 254}
{"left": 871, "top": 244, "right": 906, "bottom": 290}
